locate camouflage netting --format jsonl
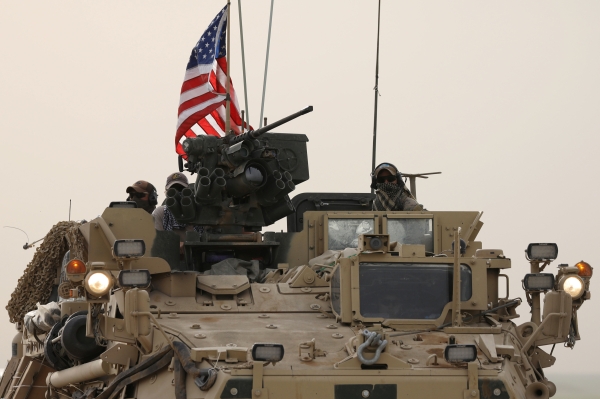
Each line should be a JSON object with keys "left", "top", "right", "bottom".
{"left": 6, "top": 221, "right": 87, "bottom": 324}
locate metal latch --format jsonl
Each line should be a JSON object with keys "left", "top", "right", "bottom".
{"left": 299, "top": 338, "right": 325, "bottom": 362}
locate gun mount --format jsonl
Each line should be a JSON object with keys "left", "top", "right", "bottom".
{"left": 169, "top": 106, "right": 313, "bottom": 233}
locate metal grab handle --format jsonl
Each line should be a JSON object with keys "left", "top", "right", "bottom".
{"left": 357, "top": 329, "right": 387, "bottom": 365}
{"left": 499, "top": 274, "right": 510, "bottom": 300}
{"left": 522, "top": 312, "right": 567, "bottom": 353}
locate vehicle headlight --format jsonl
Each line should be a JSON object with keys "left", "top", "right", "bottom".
{"left": 85, "top": 271, "right": 113, "bottom": 297}
{"left": 526, "top": 243, "right": 558, "bottom": 260}
{"left": 444, "top": 344, "right": 477, "bottom": 363}
{"left": 523, "top": 273, "right": 554, "bottom": 291}
{"left": 109, "top": 201, "right": 138, "bottom": 209}
{"left": 118, "top": 269, "right": 151, "bottom": 288}
{"left": 559, "top": 275, "right": 584, "bottom": 299}
{"left": 113, "top": 239, "right": 145, "bottom": 258}
{"left": 251, "top": 343, "right": 284, "bottom": 362}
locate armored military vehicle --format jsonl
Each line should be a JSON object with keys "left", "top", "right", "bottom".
{"left": 1, "top": 106, "right": 593, "bottom": 399}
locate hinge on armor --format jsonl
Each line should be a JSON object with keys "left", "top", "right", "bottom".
{"left": 288, "top": 265, "right": 328, "bottom": 288}
{"left": 463, "top": 362, "right": 480, "bottom": 399}
{"left": 497, "top": 298, "right": 520, "bottom": 321}
{"left": 298, "top": 338, "right": 326, "bottom": 361}
{"left": 191, "top": 347, "right": 248, "bottom": 363}
{"left": 530, "top": 347, "right": 556, "bottom": 369}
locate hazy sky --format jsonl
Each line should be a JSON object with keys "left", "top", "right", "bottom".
{"left": 1, "top": 1, "right": 599, "bottom": 376}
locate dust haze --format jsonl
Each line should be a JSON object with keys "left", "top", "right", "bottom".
{"left": 0, "top": 1, "right": 598, "bottom": 377}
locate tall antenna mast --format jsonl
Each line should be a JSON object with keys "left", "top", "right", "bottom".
{"left": 237, "top": 0, "right": 250, "bottom": 131}
{"left": 371, "top": 0, "right": 382, "bottom": 193}
{"left": 225, "top": 0, "right": 232, "bottom": 134}
{"left": 259, "top": 0, "right": 275, "bottom": 128}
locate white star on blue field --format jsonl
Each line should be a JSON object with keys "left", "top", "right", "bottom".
{"left": 187, "top": 6, "right": 228, "bottom": 69}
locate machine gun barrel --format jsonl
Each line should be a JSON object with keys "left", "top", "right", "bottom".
{"left": 228, "top": 105, "right": 313, "bottom": 145}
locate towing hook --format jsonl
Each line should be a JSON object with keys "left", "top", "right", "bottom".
{"left": 357, "top": 329, "right": 387, "bottom": 366}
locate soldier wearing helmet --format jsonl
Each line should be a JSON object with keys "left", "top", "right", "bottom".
{"left": 126, "top": 180, "right": 158, "bottom": 214}
{"left": 371, "top": 163, "right": 423, "bottom": 211}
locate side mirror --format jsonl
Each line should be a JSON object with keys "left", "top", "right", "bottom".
{"left": 124, "top": 288, "right": 151, "bottom": 337}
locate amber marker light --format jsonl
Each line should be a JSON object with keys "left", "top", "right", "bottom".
{"left": 66, "top": 259, "right": 87, "bottom": 282}
{"left": 576, "top": 261, "right": 593, "bottom": 278}
{"left": 66, "top": 259, "right": 86, "bottom": 274}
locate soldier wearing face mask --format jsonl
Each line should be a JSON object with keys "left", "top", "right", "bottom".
{"left": 126, "top": 180, "right": 158, "bottom": 214}
{"left": 371, "top": 163, "right": 423, "bottom": 211}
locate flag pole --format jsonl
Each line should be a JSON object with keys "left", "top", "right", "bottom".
{"left": 225, "top": 0, "right": 232, "bottom": 135}
{"left": 259, "top": 0, "right": 275, "bottom": 128}
{"left": 238, "top": 0, "right": 250, "bottom": 131}
{"left": 371, "top": 0, "right": 382, "bottom": 194}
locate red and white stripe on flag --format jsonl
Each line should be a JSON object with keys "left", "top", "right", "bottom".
{"left": 175, "top": 5, "right": 248, "bottom": 158}
{"left": 175, "top": 58, "right": 245, "bottom": 158}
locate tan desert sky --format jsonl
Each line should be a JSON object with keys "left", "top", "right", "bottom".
{"left": 0, "top": 1, "right": 598, "bottom": 378}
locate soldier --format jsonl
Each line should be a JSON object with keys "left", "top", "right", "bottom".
{"left": 126, "top": 180, "right": 158, "bottom": 214}
{"left": 370, "top": 163, "right": 423, "bottom": 211}
{"left": 153, "top": 172, "right": 203, "bottom": 241}
{"left": 162, "top": 172, "right": 188, "bottom": 197}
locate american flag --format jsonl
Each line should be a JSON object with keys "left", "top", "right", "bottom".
{"left": 175, "top": 5, "right": 245, "bottom": 157}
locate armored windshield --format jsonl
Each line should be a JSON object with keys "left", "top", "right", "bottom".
{"left": 328, "top": 218, "right": 374, "bottom": 250}
{"left": 359, "top": 262, "right": 472, "bottom": 320}
{"left": 387, "top": 218, "right": 433, "bottom": 253}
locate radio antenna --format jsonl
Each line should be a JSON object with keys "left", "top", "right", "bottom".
{"left": 3, "top": 226, "right": 29, "bottom": 243}
{"left": 3, "top": 226, "right": 42, "bottom": 249}
{"left": 238, "top": 0, "right": 250, "bottom": 130}
{"left": 371, "top": 0, "right": 382, "bottom": 194}
{"left": 259, "top": 0, "right": 275, "bottom": 128}
{"left": 225, "top": 0, "right": 232, "bottom": 134}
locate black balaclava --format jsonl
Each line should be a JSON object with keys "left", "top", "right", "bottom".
{"left": 127, "top": 195, "right": 155, "bottom": 214}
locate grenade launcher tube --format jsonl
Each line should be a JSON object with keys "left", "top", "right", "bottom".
{"left": 195, "top": 177, "right": 211, "bottom": 202}
{"left": 180, "top": 196, "right": 196, "bottom": 219}
{"left": 209, "top": 177, "right": 226, "bottom": 199}
{"left": 165, "top": 197, "right": 183, "bottom": 218}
